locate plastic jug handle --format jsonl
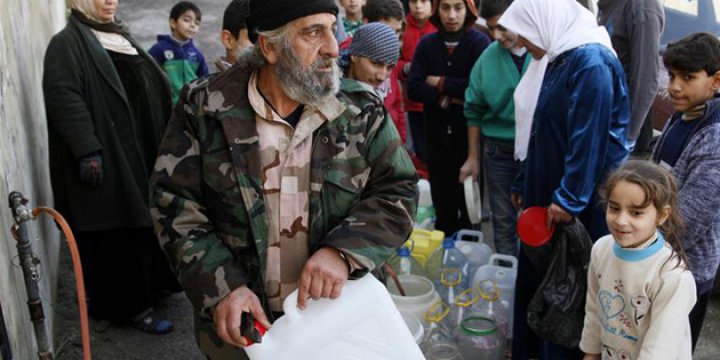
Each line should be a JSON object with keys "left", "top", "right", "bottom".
{"left": 455, "top": 229, "right": 484, "bottom": 244}
{"left": 283, "top": 292, "right": 303, "bottom": 323}
{"left": 489, "top": 254, "right": 518, "bottom": 269}
{"left": 412, "top": 228, "right": 432, "bottom": 238}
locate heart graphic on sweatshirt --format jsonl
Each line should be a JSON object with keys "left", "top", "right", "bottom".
{"left": 599, "top": 290, "right": 625, "bottom": 319}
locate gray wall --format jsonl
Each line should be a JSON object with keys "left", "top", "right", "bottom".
{"left": 0, "top": 0, "right": 66, "bottom": 358}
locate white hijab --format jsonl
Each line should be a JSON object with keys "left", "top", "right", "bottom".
{"left": 68, "top": 0, "right": 138, "bottom": 55}
{"left": 499, "top": 0, "right": 614, "bottom": 160}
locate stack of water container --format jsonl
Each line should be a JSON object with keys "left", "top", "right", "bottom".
{"left": 384, "top": 179, "right": 519, "bottom": 360}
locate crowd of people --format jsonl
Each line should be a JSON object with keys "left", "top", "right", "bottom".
{"left": 40, "top": 0, "right": 720, "bottom": 359}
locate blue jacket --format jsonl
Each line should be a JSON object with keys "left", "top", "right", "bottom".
{"left": 654, "top": 96, "right": 720, "bottom": 286}
{"left": 407, "top": 29, "right": 490, "bottom": 133}
{"left": 520, "top": 44, "right": 630, "bottom": 240}
{"left": 148, "top": 35, "right": 209, "bottom": 104}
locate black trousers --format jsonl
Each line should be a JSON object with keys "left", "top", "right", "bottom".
{"left": 75, "top": 227, "right": 180, "bottom": 322}
{"left": 425, "top": 118, "right": 471, "bottom": 235}
{"left": 690, "top": 287, "right": 712, "bottom": 352}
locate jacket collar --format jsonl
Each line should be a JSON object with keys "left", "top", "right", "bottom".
{"left": 68, "top": 16, "right": 170, "bottom": 107}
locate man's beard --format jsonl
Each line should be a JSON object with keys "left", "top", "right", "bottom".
{"left": 274, "top": 41, "right": 340, "bottom": 107}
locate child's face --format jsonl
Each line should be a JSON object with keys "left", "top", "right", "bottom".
{"left": 223, "top": 29, "right": 253, "bottom": 64}
{"left": 341, "top": 0, "right": 365, "bottom": 18}
{"left": 409, "top": 0, "right": 432, "bottom": 22}
{"left": 606, "top": 180, "right": 669, "bottom": 248}
{"left": 348, "top": 56, "right": 394, "bottom": 88}
{"left": 667, "top": 67, "right": 720, "bottom": 112}
{"left": 93, "top": 0, "right": 117, "bottom": 23}
{"left": 485, "top": 15, "right": 518, "bottom": 49}
{"left": 378, "top": 17, "right": 405, "bottom": 39}
{"left": 438, "top": 0, "right": 466, "bottom": 33}
{"left": 518, "top": 36, "right": 546, "bottom": 60}
{"left": 170, "top": 9, "right": 201, "bottom": 42}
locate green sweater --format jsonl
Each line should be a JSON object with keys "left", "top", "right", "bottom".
{"left": 464, "top": 42, "right": 530, "bottom": 145}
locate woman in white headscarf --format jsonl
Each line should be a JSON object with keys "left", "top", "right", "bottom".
{"left": 43, "top": 0, "right": 179, "bottom": 334}
{"left": 498, "top": 0, "right": 630, "bottom": 358}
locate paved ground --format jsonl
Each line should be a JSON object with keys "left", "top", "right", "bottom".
{"left": 50, "top": 1, "right": 720, "bottom": 358}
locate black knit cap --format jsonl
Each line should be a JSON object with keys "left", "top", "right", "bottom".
{"left": 247, "top": 0, "right": 339, "bottom": 35}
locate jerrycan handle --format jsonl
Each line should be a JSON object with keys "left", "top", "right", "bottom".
{"left": 488, "top": 254, "right": 518, "bottom": 269}
{"left": 283, "top": 291, "right": 305, "bottom": 323}
{"left": 455, "top": 229, "right": 484, "bottom": 244}
{"left": 411, "top": 228, "right": 432, "bottom": 240}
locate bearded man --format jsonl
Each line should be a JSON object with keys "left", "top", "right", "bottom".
{"left": 148, "top": 0, "right": 418, "bottom": 358}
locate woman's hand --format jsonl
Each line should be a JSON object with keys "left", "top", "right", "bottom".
{"left": 547, "top": 203, "right": 572, "bottom": 227}
{"left": 425, "top": 76, "right": 441, "bottom": 87}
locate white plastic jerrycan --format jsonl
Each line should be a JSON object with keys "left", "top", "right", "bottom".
{"left": 454, "top": 229, "right": 493, "bottom": 277}
{"left": 471, "top": 254, "right": 518, "bottom": 337}
{"left": 245, "top": 274, "right": 425, "bottom": 360}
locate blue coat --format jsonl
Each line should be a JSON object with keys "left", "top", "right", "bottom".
{"left": 521, "top": 43, "right": 630, "bottom": 240}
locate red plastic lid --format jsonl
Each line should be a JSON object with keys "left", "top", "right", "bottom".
{"left": 517, "top": 206, "right": 554, "bottom": 247}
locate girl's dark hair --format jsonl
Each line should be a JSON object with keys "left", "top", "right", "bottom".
{"left": 170, "top": 1, "right": 202, "bottom": 22}
{"left": 480, "top": 0, "right": 512, "bottom": 19}
{"left": 363, "top": 0, "right": 406, "bottom": 23}
{"left": 663, "top": 32, "right": 720, "bottom": 75}
{"left": 601, "top": 160, "right": 689, "bottom": 268}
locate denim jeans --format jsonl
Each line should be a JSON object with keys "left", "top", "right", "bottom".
{"left": 483, "top": 140, "right": 522, "bottom": 257}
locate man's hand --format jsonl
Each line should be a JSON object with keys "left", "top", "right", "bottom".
{"left": 297, "top": 247, "right": 349, "bottom": 310}
{"left": 547, "top": 203, "right": 572, "bottom": 227}
{"left": 459, "top": 157, "right": 479, "bottom": 183}
{"left": 511, "top": 193, "right": 522, "bottom": 210}
{"left": 213, "top": 286, "right": 271, "bottom": 348}
{"left": 425, "top": 76, "right": 441, "bottom": 87}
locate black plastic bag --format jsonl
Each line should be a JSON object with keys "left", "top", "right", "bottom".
{"left": 527, "top": 219, "right": 593, "bottom": 348}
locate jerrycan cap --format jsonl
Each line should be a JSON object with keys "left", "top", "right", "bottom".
{"left": 243, "top": 320, "right": 267, "bottom": 346}
{"left": 441, "top": 238, "right": 456, "bottom": 249}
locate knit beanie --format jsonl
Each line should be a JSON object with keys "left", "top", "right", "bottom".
{"left": 246, "top": 0, "right": 338, "bottom": 34}
{"left": 349, "top": 23, "right": 401, "bottom": 65}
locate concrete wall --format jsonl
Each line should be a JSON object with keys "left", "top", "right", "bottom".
{"left": 0, "top": 0, "right": 66, "bottom": 358}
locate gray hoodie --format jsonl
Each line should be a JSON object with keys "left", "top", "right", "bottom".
{"left": 654, "top": 97, "right": 720, "bottom": 288}
{"left": 598, "top": 0, "right": 664, "bottom": 140}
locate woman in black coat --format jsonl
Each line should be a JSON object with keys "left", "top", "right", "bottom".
{"left": 42, "top": 0, "right": 179, "bottom": 334}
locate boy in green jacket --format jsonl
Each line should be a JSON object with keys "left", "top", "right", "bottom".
{"left": 460, "top": 0, "right": 529, "bottom": 256}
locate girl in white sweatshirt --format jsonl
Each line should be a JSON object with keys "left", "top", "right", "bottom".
{"left": 580, "top": 160, "right": 696, "bottom": 360}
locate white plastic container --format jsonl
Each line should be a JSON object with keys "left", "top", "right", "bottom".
{"left": 471, "top": 254, "right": 518, "bottom": 337}
{"left": 245, "top": 275, "right": 425, "bottom": 360}
{"left": 418, "top": 179, "right": 433, "bottom": 207}
{"left": 400, "top": 310, "right": 425, "bottom": 345}
{"left": 454, "top": 229, "right": 493, "bottom": 277}
{"left": 416, "top": 179, "right": 436, "bottom": 229}
{"left": 387, "top": 274, "right": 442, "bottom": 322}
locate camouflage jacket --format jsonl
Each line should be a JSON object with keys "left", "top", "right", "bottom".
{"left": 149, "top": 52, "right": 418, "bottom": 341}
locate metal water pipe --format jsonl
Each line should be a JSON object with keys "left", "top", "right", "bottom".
{"left": 8, "top": 191, "right": 53, "bottom": 360}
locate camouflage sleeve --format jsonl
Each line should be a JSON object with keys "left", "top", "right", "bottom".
{"left": 149, "top": 86, "right": 249, "bottom": 318}
{"left": 322, "top": 98, "right": 419, "bottom": 271}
